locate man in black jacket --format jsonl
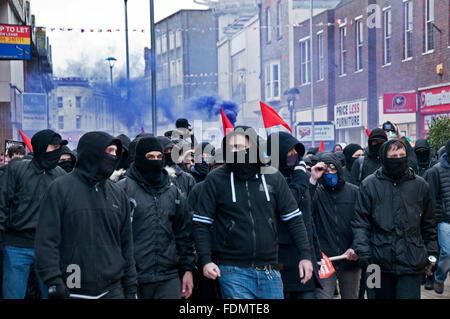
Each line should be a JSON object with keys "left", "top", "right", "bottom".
{"left": 342, "top": 144, "right": 364, "bottom": 185}
{"left": 57, "top": 145, "right": 77, "bottom": 173}
{"left": 0, "top": 129, "right": 67, "bottom": 299}
{"left": 118, "top": 136, "right": 195, "bottom": 299}
{"left": 157, "top": 136, "right": 196, "bottom": 196}
{"left": 34, "top": 131, "right": 137, "bottom": 299}
{"left": 190, "top": 142, "right": 215, "bottom": 183}
{"left": 193, "top": 126, "right": 312, "bottom": 299}
{"left": 311, "top": 153, "right": 360, "bottom": 299}
{"left": 415, "top": 139, "right": 438, "bottom": 177}
{"left": 352, "top": 139, "right": 438, "bottom": 299}
{"left": 267, "top": 132, "right": 322, "bottom": 299}
{"left": 424, "top": 139, "right": 450, "bottom": 294}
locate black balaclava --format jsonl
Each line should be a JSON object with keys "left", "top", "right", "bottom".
{"left": 128, "top": 133, "right": 154, "bottom": 165}
{"left": 157, "top": 136, "right": 176, "bottom": 167}
{"left": 414, "top": 139, "right": 431, "bottom": 167}
{"left": 267, "top": 132, "right": 305, "bottom": 177}
{"left": 343, "top": 143, "right": 363, "bottom": 170}
{"left": 193, "top": 142, "right": 215, "bottom": 177}
{"left": 116, "top": 134, "right": 131, "bottom": 170}
{"left": 368, "top": 128, "right": 388, "bottom": 159}
{"left": 135, "top": 136, "right": 165, "bottom": 185}
{"left": 31, "top": 129, "right": 67, "bottom": 171}
{"left": 223, "top": 126, "right": 261, "bottom": 181}
{"left": 380, "top": 139, "right": 409, "bottom": 180}
{"left": 58, "top": 145, "right": 77, "bottom": 173}
{"left": 75, "top": 131, "right": 122, "bottom": 185}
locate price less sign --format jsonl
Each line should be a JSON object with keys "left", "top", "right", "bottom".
{"left": 334, "top": 101, "right": 362, "bottom": 129}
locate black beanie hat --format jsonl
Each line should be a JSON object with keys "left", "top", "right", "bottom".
{"left": 343, "top": 143, "right": 363, "bottom": 159}
{"left": 136, "top": 136, "right": 163, "bottom": 157}
{"left": 31, "top": 129, "right": 67, "bottom": 158}
{"left": 369, "top": 128, "right": 388, "bottom": 142}
{"left": 116, "top": 134, "right": 131, "bottom": 152}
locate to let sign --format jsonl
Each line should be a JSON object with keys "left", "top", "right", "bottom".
{"left": 334, "top": 101, "right": 362, "bottom": 129}
{"left": 0, "top": 24, "right": 31, "bottom": 60}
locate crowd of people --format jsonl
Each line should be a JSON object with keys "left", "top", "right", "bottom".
{"left": 0, "top": 118, "right": 448, "bottom": 300}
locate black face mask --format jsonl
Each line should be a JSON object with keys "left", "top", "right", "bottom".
{"left": 369, "top": 143, "right": 383, "bottom": 158}
{"left": 227, "top": 149, "right": 259, "bottom": 180}
{"left": 117, "top": 153, "right": 129, "bottom": 170}
{"left": 136, "top": 159, "right": 164, "bottom": 185}
{"left": 383, "top": 157, "right": 408, "bottom": 179}
{"left": 416, "top": 150, "right": 429, "bottom": 166}
{"left": 58, "top": 160, "right": 74, "bottom": 173}
{"left": 164, "top": 152, "right": 175, "bottom": 167}
{"left": 194, "top": 161, "right": 210, "bottom": 176}
{"left": 38, "top": 148, "right": 63, "bottom": 171}
{"left": 93, "top": 153, "right": 117, "bottom": 183}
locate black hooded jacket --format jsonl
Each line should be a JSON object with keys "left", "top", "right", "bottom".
{"left": 414, "top": 139, "right": 438, "bottom": 177}
{"left": 34, "top": 132, "right": 137, "bottom": 296}
{"left": 193, "top": 128, "right": 311, "bottom": 269}
{"left": 267, "top": 132, "right": 322, "bottom": 292}
{"left": 117, "top": 164, "right": 195, "bottom": 284}
{"left": 0, "top": 131, "right": 66, "bottom": 248}
{"left": 351, "top": 139, "right": 438, "bottom": 275}
{"left": 312, "top": 153, "right": 359, "bottom": 271}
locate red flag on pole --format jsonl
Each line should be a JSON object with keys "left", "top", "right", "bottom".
{"left": 220, "top": 107, "right": 234, "bottom": 136}
{"left": 259, "top": 101, "right": 292, "bottom": 133}
{"left": 319, "top": 253, "right": 336, "bottom": 279}
{"left": 18, "top": 129, "right": 33, "bottom": 153}
{"left": 365, "top": 128, "right": 371, "bottom": 137}
{"left": 319, "top": 140, "right": 325, "bottom": 152}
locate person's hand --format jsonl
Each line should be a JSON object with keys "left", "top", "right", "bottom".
{"left": 392, "top": 123, "right": 403, "bottom": 139}
{"left": 48, "top": 283, "right": 70, "bottom": 299}
{"left": 344, "top": 248, "right": 358, "bottom": 261}
{"left": 310, "top": 162, "right": 327, "bottom": 183}
{"left": 203, "top": 262, "right": 221, "bottom": 280}
{"left": 298, "top": 259, "right": 313, "bottom": 284}
{"left": 181, "top": 271, "right": 194, "bottom": 299}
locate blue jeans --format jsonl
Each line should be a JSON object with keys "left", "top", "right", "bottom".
{"left": 2, "top": 245, "right": 48, "bottom": 299}
{"left": 217, "top": 265, "right": 284, "bottom": 299}
{"left": 435, "top": 222, "right": 450, "bottom": 283}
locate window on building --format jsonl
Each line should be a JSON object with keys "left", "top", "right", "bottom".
{"left": 384, "top": 8, "right": 392, "bottom": 65}
{"left": 176, "top": 59, "right": 183, "bottom": 85}
{"left": 57, "top": 96, "right": 63, "bottom": 108}
{"left": 169, "top": 31, "right": 175, "bottom": 50}
{"left": 76, "top": 96, "right": 81, "bottom": 108}
{"left": 356, "top": 19, "right": 363, "bottom": 71}
{"left": 170, "top": 60, "right": 176, "bottom": 86}
{"left": 425, "top": 0, "right": 434, "bottom": 52}
{"left": 76, "top": 115, "right": 81, "bottom": 129}
{"left": 403, "top": 1, "right": 413, "bottom": 59}
{"left": 162, "top": 63, "right": 169, "bottom": 88}
{"left": 266, "top": 8, "right": 272, "bottom": 43}
{"left": 176, "top": 30, "right": 182, "bottom": 48}
{"left": 317, "top": 33, "right": 324, "bottom": 81}
{"left": 300, "top": 38, "right": 311, "bottom": 85}
{"left": 276, "top": 1, "right": 282, "bottom": 39}
{"left": 161, "top": 33, "right": 167, "bottom": 53}
{"left": 265, "top": 61, "right": 280, "bottom": 100}
{"left": 339, "top": 26, "right": 347, "bottom": 75}
{"left": 156, "top": 37, "right": 161, "bottom": 55}
{"left": 58, "top": 116, "right": 64, "bottom": 130}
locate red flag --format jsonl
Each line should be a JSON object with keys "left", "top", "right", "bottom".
{"left": 18, "top": 129, "right": 33, "bottom": 152}
{"left": 220, "top": 107, "right": 234, "bottom": 136}
{"left": 259, "top": 101, "right": 292, "bottom": 133}
{"left": 319, "top": 253, "right": 336, "bottom": 279}
{"left": 365, "top": 128, "right": 371, "bottom": 137}
{"left": 319, "top": 140, "right": 325, "bottom": 152}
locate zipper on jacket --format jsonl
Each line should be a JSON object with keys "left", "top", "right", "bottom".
{"left": 245, "top": 181, "right": 257, "bottom": 265}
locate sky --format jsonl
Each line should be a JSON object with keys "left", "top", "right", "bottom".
{"left": 30, "top": 0, "right": 208, "bottom": 79}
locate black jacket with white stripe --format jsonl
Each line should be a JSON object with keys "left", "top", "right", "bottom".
{"left": 192, "top": 164, "right": 311, "bottom": 269}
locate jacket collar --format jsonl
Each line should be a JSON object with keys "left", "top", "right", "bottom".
{"left": 375, "top": 167, "right": 415, "bottom": 184}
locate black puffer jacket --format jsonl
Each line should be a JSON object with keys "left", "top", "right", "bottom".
{"left": 34, "top": 132, "right": 137, "bottom": 296}
{"left": 118, "top": 164, "right": 195, "bottom": 284}
{"left": 414, "top": 139, "right": 439, "bottom": 177}
{"left": 424, "top": 153, "right": 450, "bottom": 224}
{"left": 0, "top": 132, "right": 66, "bottom": 248}
{"left": 267, "top": 132, "right": 321, "bottom": 292}
{"left": 312, "top": 153, "right": 359, "bottom": 271}
{"left": 351, "top": 140, "right": 438, "bottom": 275}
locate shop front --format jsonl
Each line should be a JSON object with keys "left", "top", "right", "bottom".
{"left": 419, "top": 84, "right": 450, "bottom": 138}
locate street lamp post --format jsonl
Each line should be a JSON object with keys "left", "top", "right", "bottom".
{"left": 150, "top": 0, "right": 157, "bottom": 135}
{"left": 284, "top": 88, "right": 300, "bottom": 138}
{"left": 106, "top": 57, "right": 117, "bottom": 135}
{"left": 124, "top": 0, "right": 130, "bottom": 100}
